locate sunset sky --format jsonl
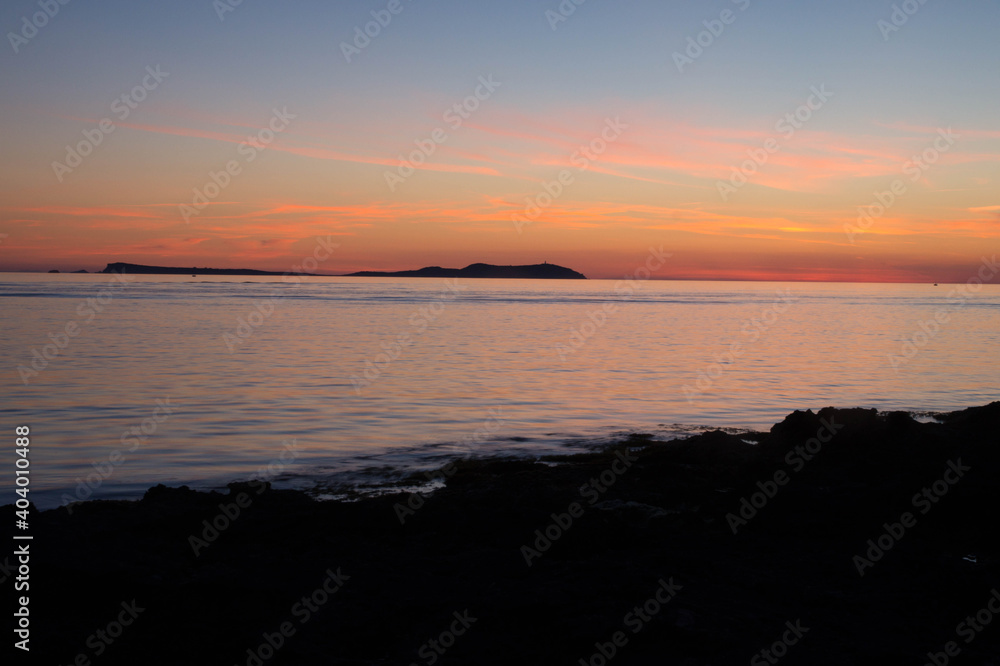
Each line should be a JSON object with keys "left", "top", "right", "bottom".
{"left": 1, "top": 0, "right": 997, "bottom": 281}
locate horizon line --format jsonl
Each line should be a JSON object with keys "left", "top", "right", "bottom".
{"left": 0, "top": 268, "right": 970, "bottom": 286}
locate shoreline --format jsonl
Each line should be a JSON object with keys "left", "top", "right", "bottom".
{"left": 12, "top": 401, "right": 1000, "bottom": 664}
{"left": 25, "top": 406, "right": 976, "bottom": 511}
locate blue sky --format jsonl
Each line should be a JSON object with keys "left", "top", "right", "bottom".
{"left": 1, "top": 0, "right": 997, "bottom": 279}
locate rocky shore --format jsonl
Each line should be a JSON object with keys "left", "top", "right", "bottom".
{"left": 11, "top": 403, "right": 1000, "bottom": 665}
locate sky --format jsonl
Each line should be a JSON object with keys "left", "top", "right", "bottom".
{"left": 0, "top": 0, "right": 997, "bottom": 281}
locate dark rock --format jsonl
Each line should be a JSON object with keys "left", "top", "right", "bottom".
{"left": 11, "top": 404, "right": 1000, "bottom": 665}
{"left": 347, "top": 262, "right": 587, "bottom": 279}
{"left": 100, "top": 262, "right": 319, "bottom": 276}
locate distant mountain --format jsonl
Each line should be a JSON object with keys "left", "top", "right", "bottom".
{"left": 347, "top": 263, "right": 586, "bottom": 279}
{"left": 98, "top": 261, "right": 586, "bottom": 279}
{"left": 100, "top": 262, "right": 317, "bottom": 276}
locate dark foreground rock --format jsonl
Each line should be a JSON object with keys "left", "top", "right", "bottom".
{"left": 9, "top": 403, "right": 1000, "bottom": 665}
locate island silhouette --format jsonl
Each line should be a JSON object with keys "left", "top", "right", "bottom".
{"left": 100, "top": 261, "right": 586, "bottom": 279}
{"left": 346, "top": 262, "right": 586, "bottom": 279}
{"left": 101, "top": 262, "right": 313, "bottom": 276}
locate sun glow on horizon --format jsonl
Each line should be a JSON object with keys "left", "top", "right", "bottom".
{"left": 1, "top": 1, "right": 997, "bottom": 282}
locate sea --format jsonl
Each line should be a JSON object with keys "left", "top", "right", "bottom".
{"left": 1, "top": 272, "right": 998, "bottom": 509}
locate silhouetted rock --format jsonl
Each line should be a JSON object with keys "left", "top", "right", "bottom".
{"left": 347, "top": 262, "right": 587, "bottom": 279}
{"left": 100, "top": 262, "right": 318, "bottom": 276}
{"left": 12, "top": 403, "right": 1000, "bottom": 665}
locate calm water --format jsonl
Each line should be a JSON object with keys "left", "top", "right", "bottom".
{"left": 1, "top": 273, "right": 998, "bottom": 508}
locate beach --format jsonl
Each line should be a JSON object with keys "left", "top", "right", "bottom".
{"left": 13, "top": 401, "right": 1000, "bottom": 665}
